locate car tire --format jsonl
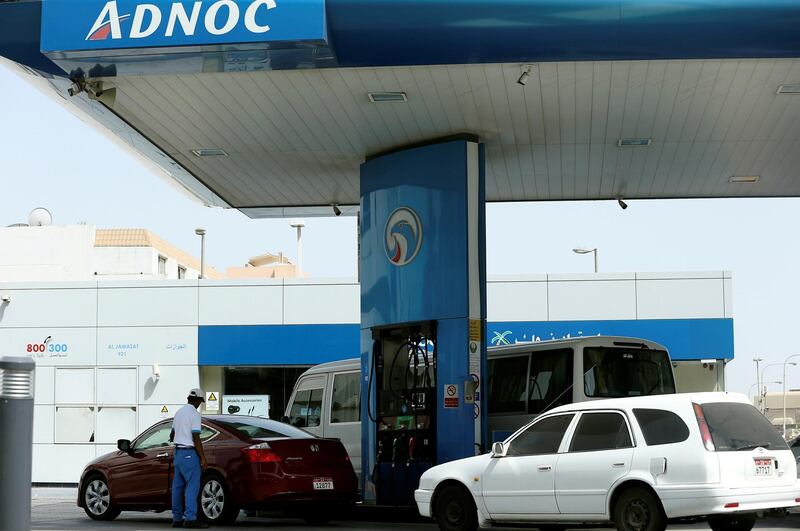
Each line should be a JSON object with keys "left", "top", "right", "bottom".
{"left": 81, "top": 474, "right": 121, "bottom": 521}
{"left": 434, "top": 485, "right": 478, "bottom": 531}
{"left": 708, "top": 514, "right": 757, "bottom": 531}
{"left": 613, "top": 486, "right": 666, "bottom": 531}
{"left": 198, "top": 473, "right": 239, "bottom": 525}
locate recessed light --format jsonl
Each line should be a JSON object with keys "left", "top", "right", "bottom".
{"left": 191, "top": 149, "right": 229, "bottom": 157}
{"left": 617, "top": 138, "right": 652, "bottom": 147}
{"left": 729, "top": 175, "right": 760, "bottom": 183}
{"left": 367, "top": 92, "right": 408, "bottom": 103}
{"left": 777, "top": 84, "right": 800, "bottom": 94}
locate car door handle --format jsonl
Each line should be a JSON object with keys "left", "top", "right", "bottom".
{"left": 612, "top": 463, "right": 626, "bottom": 468}
{"left": 537, "top": 465, "right": 552, "bottom": 471}
{"left": 156, "top": 452, "right": 169, "bottom": 458}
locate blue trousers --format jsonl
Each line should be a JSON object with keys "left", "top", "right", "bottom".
{"left": 172, "top": 448, "right": 201, "bottom": 522}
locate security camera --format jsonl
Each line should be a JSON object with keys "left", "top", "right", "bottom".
{"left": 0, "top": 294, "right": 10, "bottom": 303}
{"left": 517, "top": 65, "right": 533, "bottom": 86}
{"left": 332, "top": 204, "right": 342, "bottom": 217}
{"left": 617, "top": 197, "right": 628, "bottom": 210}
{"left": 152, "top": 363, "right": 161, "bottom": 380}
{"left": 67, "top": 82, "right": 82, "bottom": 97}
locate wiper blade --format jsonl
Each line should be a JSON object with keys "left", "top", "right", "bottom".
{"left": 735, "top": 443, "right": 772, "bottom": 451}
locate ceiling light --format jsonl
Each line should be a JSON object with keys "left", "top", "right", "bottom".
{"left": 368, "top": 92, "right": 408, "bottom": 103}
{"left": 617, "top": 138, "right": 652, "bottom": 147}
{"left": 777, "top": 84, "right": 800, "bottom": 94}
{"left": 191, "top": 149, "right": 228, "bottom": 157}
{"left": 728, "top": 175, "right": 760, "bottom": 183}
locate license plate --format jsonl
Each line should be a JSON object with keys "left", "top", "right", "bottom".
{"left": 313, "top": 478, "right": 334, "bottom": 490}
{"left": 754, "top": 458, "right": 774, "bottom": 476}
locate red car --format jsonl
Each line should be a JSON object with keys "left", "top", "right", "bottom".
{"left": 78, "top": 415, "right": 358, "bottom": 525}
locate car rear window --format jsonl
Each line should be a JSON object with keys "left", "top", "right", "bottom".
{"left": 633, "top": 408, "right": 690, "bottom": 446}
{"left": 700, "top": 402, "right": 787, "bottom": 452}
{"left": 213, "top": 417, "right": 315, "bottom": 440}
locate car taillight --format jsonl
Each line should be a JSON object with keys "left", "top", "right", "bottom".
{"left": 242, "top": 442, "right": 281, "bottom": 463}
{"left": 693, "top": 403, "right": 716, "bottom": 451}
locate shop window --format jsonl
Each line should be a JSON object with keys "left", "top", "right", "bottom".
{"left": 56, "top": 407, "right": 95, "bottom": 443}
{"left": 96, "top": 407, "right": 137, "bottom": 444}
{"left": 178, "top": 266, "right": 186, "bottom": 279}
{"left": 289, "top": 388, "right": 323, "bottom": 428}
{"left": 158, "top": 255, "right": 167, "bottom": 275}
{"left": 331, "top": 372, "right": 360, "bottom": 423}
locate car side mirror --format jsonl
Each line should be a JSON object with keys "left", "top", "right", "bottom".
{"left": 491, "top": 441, "right": 507, "bottom": 458}
{"left": 117, "top": 439, "right": 132, "bottom": 454}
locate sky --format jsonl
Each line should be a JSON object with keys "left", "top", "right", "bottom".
{"left": 2, "top": 62, "right": 799, "bottom": 398}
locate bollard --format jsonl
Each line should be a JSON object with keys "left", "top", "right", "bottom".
{"left": 0, "top": 356, "right": 35, "bottom": 531}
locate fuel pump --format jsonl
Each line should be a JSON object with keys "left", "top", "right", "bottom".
{"left": 359, "top": 137, "right": 486, "bottom": 506}
{"left": 369, "top": 323, "right": 437, "bottom": 505}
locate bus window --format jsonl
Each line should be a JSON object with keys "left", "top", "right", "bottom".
{"left": 528, "top": 348, "right": 573, "bottom": 414}
{"left": 487, "top": 355, "right": 528, "bottom": 413}
{"left": 584, "top": 347, "right": 675, "bottom": 398}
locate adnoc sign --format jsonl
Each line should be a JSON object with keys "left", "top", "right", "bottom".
{"left": 41, "top": 0, "right": 327, "bottom": 54}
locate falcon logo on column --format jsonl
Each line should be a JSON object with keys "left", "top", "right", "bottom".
{"left": 384, "top": 207, "right": 423, "bottom": 267}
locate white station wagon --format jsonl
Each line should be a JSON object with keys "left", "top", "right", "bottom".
{"left": 415, "top": 393, "right": 800, "bottom": 531}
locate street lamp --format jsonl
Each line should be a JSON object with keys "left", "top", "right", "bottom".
{"left": 289, "top": 219, "right": 306, "bottom": 277}
{"left": 195, "top": 228, "right": 206, "bottom": 279}
{"left": 749, "top": 380, "right": 781, "bottom": 407}
{"left": 753, "top": 357, "right": 763, "bottom": 404}
{"left": 760, "top": 362, "right": 789, "bottom": 414}
{"left": 783, "top": 355, "right": 800, "bottom": 437}
{"left": 572, "top": 247, "right": 598, "bottom": 273}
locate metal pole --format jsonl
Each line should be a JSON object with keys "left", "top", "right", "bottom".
{"left": 0, "top": 356, "right": 35, "bottom": 531}
{"left": 296, "top": 225, "right": 303, "bottom": 276}
{"left": 200, "top": 233, "right": 205, "bottom": 279}
{"left": 783, "top": 362, "right": 787, "bottom": 438}
{"left": 593, "top": 249, "right": 598, "bottom": 273}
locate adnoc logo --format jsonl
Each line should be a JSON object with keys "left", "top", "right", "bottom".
{"left": 85, "top": 0, "right": 276, "bottom": 41}
{"left": 384, "top": 207, "right": 423, "bottom": 267}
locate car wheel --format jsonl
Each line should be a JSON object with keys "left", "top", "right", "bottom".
{"left": 434, "top": 485, "right": 478, "bottom": 531}
{"left": 613, "top": 486, "right": 666, "bottom": 531}
{"left": 81, "top": 475, "right": 121, "bottom": 521}
{"left": 708, "top": 514, "right": 757, "bottom": 531}
{"left": 199, "top": 473, "right": 239, "bottom": 525}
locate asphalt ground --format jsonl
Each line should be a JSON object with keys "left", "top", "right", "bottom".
{"left": 28, "top": 491, "right": 800, "bottom": 531}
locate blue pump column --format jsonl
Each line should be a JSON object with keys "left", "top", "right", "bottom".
{"left": 359, "top": 138, "right": 486, "bottom": 504}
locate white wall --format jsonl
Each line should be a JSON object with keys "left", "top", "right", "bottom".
{"left": 0, "top": 225, "right": 95, "bottom": 282}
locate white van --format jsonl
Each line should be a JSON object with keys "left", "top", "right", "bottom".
{"left": 284, "top": 336, "right": 675, "bottom": 480}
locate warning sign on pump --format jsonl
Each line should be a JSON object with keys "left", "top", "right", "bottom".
{"left": 444, "top": 384, "right": 459, "bottom": 408}
{"left": 469, "top": 320, "right": 482, "bottom": 342}
{"left": 160, "top": 405, "right": 169, "bottom": 417}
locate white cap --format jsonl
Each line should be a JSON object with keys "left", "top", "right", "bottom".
{"left": 188, "top": 388, "right": 205, "bottom": 402}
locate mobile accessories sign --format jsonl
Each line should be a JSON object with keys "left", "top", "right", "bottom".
{"left": 41, "top": 0, "right": 327, "bottom": 54}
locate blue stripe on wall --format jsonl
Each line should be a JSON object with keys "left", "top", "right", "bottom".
{"left": 199, "top": 318, "right": 733, "bottom": 365}
{"left": 487, "top": 319, "right": 734, "bottom": 361}
{"left": 199, "top": 324, "right": 360, "bottom": 366}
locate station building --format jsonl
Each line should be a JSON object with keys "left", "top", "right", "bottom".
{"left": 0, "top": 271, "right": 733, "bottom": 483}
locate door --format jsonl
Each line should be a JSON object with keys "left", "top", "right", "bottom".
{"left": 555, "top": 411, "right": 634, "bottom": 514}
{"left": 109, "top": 423, "right": 174, "bottom": 506}
{"left": 288, "top": 375, "right": 326, "bottom": 437}
{"left": 325, "top": 371, "right": 361, "bottom": 477}
{"left": 482, "top": 413, "right": 575, "bottom": 520}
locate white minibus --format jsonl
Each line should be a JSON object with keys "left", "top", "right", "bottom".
{"left": 284, "top": 336, "right": 675, "bottom": 480}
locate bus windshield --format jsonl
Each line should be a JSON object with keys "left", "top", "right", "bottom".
{"left": 584, "top": 347, "right": 675, "bottom": 398}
